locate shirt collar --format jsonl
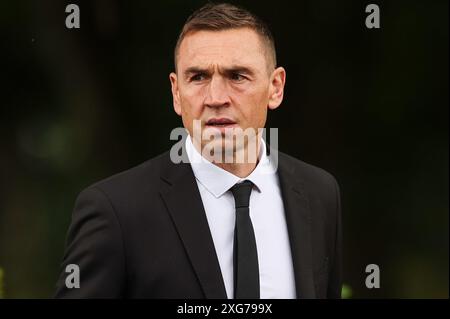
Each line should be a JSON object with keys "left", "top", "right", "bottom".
{"left": 185, "top": 134, "right": 276, "bottom": 198}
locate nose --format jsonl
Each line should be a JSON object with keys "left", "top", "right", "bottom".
{"left": 204, "top": 75, "right": 230, "bottom": 108}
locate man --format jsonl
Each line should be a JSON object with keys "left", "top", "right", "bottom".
{"left": 55, "top": 3, "right": 342, "bottom": 299}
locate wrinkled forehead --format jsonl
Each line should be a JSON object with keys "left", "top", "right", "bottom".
{"left": 177, "top": 28, "right": 269, "bottom": 73}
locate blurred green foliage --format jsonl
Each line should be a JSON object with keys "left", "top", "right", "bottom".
{"left": 0, "top": 0, "right": 448, "bottom": 298}
{"left": 0, "top": 267, "right": 4, "bottom": 298}
{"left": 342, "top": 284, "right": 353, "bottom": 299}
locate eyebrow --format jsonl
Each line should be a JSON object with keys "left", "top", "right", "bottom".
{"left": 183, "top": 67, "right": 208, "bottom": 78}
{"left": 183, "top": 65, "right": 256, "bottom": 78}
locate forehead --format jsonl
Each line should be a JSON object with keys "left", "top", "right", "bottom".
{"left": 177, "top": 28, "right": 267, "bottom": 72}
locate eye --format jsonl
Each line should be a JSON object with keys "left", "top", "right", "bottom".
{"left": 191, "top": 73, "right": 206, "bottom": 82}
{"left": 230, "top": 73, "right": 246, "bottom": 82}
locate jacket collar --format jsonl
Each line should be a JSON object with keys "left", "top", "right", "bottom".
{"left": 159, "top": 143, "right": 316, "bottom": 298}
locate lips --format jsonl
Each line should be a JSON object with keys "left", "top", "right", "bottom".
{"left": 205, "top": 118, "right": 236, "bottom": 127}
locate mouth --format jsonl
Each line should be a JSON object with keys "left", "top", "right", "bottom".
{"left": 205, "top": 118, "right": 237, "bottom": 128}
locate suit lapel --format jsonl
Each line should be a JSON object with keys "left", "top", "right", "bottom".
{"left": 276, "top": 153, "right": 316, "bottom": 298}
{"left": 158, "top": 147, "right": 316, "bottom": 299}
{"left": 159, "top": 156, "right": 227, "bottom": 299}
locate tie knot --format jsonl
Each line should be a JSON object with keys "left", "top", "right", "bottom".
{"left": 230, "top": 180, "right": 254, "bottom": 208}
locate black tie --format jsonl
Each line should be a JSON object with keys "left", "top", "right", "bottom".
{"left": 230, "top": 180, "right": 260, "bottom": 299}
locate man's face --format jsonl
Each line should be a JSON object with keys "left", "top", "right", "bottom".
{"left": 170, "top": 27, "right": 285, "bottom": 155}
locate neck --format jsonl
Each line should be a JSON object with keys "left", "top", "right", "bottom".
{"left": 191, "top": 136, "right": 262, "bottom": 178}
{"left": 214, "top": 159, "right": 259, "bottom": 178}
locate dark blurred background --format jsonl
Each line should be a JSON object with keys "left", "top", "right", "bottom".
{"left": 0, "top": 0, "right": 448, "bottom": 298}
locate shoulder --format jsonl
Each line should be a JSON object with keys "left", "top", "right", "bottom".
{"left": 278, "top": 151, "right": 339, "bottom": 187}
{"left": 77, "top": 151, "right": 172, "bottom": 206}
{"left": 276, "top": 151, "right": 341, "bottom": 235}
{"left": 277, "top": 151, "right": 340, "bottom": 203}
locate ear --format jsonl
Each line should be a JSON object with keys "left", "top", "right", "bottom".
{"left": 169, "top": 72, "right": 182, "bottom": 116}
{"left": 268, "top": 67, "right": 286, "bottom": 110}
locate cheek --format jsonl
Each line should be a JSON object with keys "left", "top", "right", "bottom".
{"left": 180, "top": 87, "right": 205, "bottom": 117}
{"left": 236, "top": 89, "right": 269, "bottom": 127}
{"left": 251, "top": 107, "right": 268, "bottom": 129}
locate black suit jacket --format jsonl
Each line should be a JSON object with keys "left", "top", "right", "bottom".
{"left": 55, "top": 149, "right": 342, "bottom": 298}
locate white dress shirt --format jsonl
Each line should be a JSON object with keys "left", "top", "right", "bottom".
{"left": 185, "top": 135, "right": 297, "bottom": 299}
